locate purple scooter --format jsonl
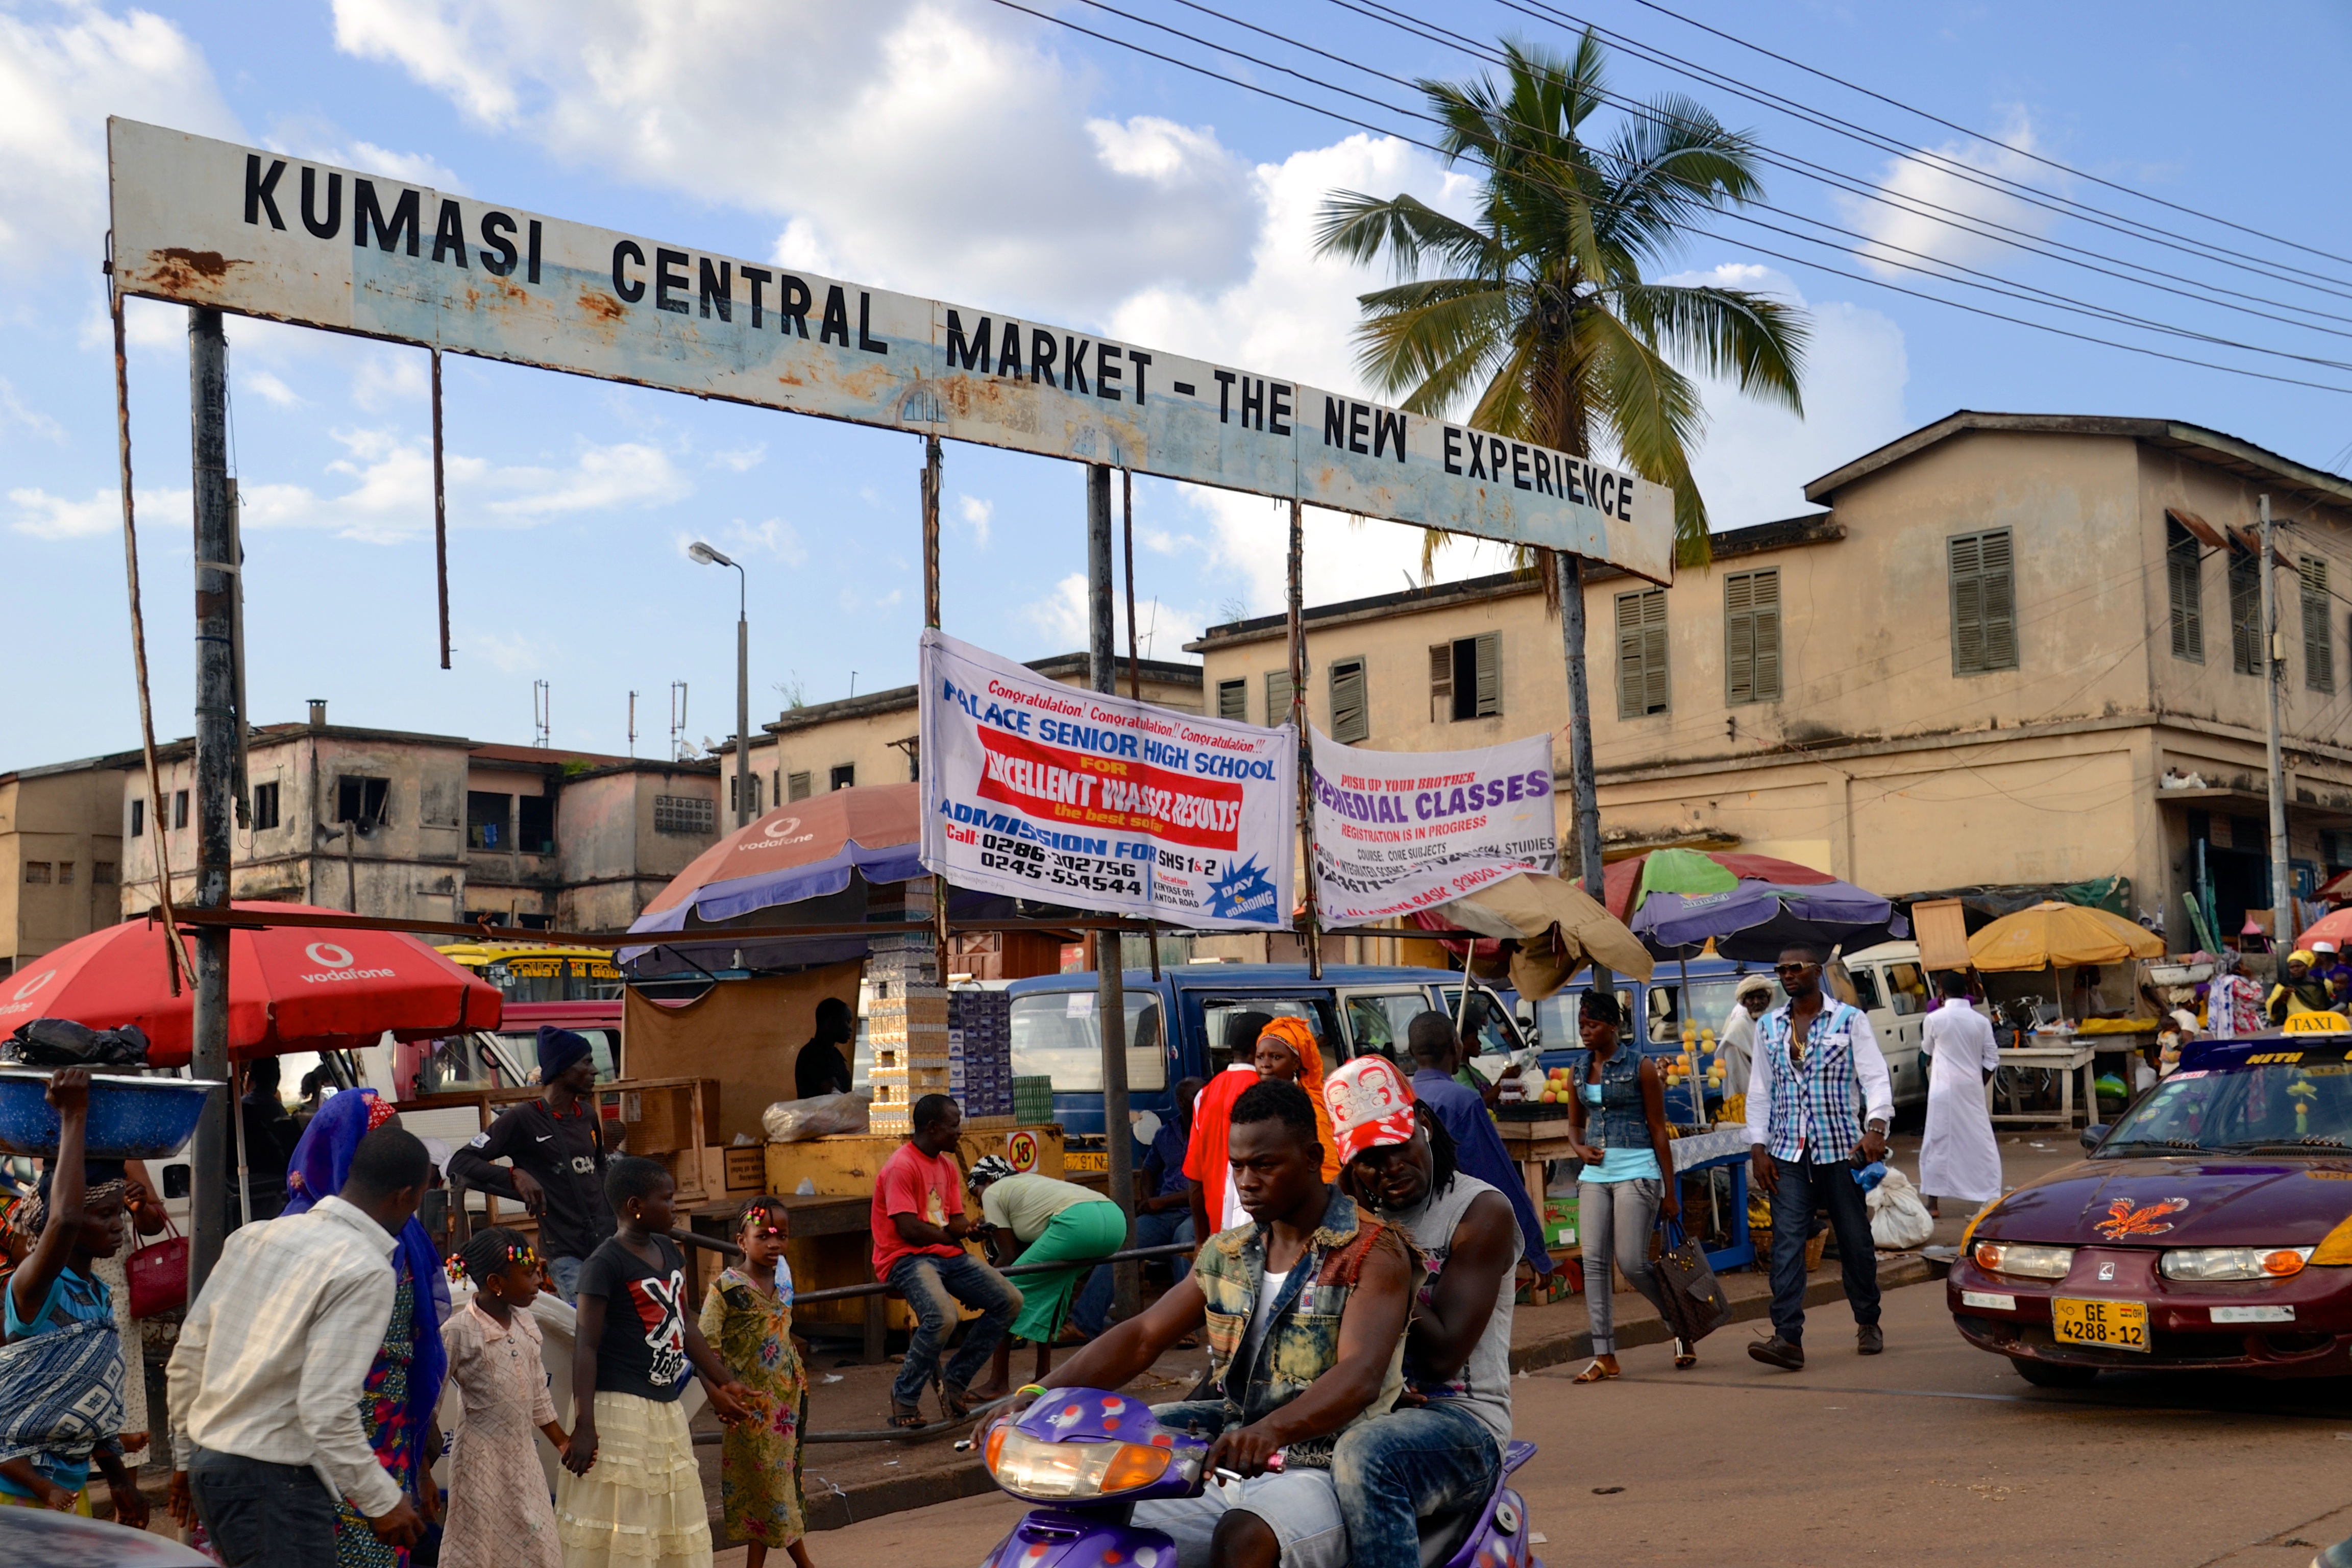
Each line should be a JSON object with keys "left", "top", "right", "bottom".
{"left": 978, "top": 1388, "right": 1544, "bottom": 1568}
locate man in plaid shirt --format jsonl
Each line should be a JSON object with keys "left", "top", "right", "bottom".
{"left": 1743, "top": 941, "right": 1894, "bottom": 1370}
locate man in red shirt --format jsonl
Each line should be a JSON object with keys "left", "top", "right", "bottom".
{"left": 1186, "top": 1012, "right": 1272, "bottom": 1245}
{"left": 873, "top": 1094, "right": 1022, "bottom": 1427}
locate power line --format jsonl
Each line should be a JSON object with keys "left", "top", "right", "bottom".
{"left": 1000, "top": 0, "right": 2352, "bottom": 395}
{"left": 1613, "top": 0, "right": 2352, "bottom": 278}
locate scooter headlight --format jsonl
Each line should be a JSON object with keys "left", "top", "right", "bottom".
{"left": 985, "top": 1427, "right": 1185, "bottom": 1500}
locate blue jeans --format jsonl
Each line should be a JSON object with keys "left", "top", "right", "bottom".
{"left": 889, "top": 1252, "right": 1022, "bottom": 1409}
{"left": 1767, "top": 1155, "right": 1880, "bottom": 1346}
{"left": 1331, "top": 1400, "right": 1502, "bottom": 1568}
{"left": 188, "top": 1450, "right": 339, "bottom": 1567}
{"left": 547, "top": 1254, "right": 586, "bottom": 1303}
{"left": 1073, "top": 1208, "right": 1193, "bottom": 1336}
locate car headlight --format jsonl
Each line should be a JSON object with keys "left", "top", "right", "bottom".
{"left": 1971, "top": 1241, "right": 2074, "bottom": 1279}
{"left": 2158, "top": 1246, "right": 2313, "bottom": 1281}
{"left": 985, "top": 1426, "right": 1182, "bottom": 1501}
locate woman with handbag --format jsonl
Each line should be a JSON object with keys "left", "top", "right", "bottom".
{"left": 1564, "top": 992, "right": 1692, "bottom": 1380}
{"left": 86, "top": 1156, "right": 168, "bottom": 1463}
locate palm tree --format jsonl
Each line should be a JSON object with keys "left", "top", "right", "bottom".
{"left": 1315, "top": 31, "right": 1807, "bottom": 895}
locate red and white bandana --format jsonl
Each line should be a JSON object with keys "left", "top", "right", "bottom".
{"left": 1322, "top": 1055, "right": 1417, "bottom": 1164}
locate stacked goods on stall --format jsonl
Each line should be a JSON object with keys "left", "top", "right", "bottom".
{"left": 1014, "top": 1075, "right": 1055, "bottom": 1125}
{"left": 949, "top": 989, "right": 1016, "bottom": 1129}
{"left": 867, "top": 886, "right": 946, "bottom": 1136}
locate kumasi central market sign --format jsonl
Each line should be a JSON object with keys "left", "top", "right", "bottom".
{"left": 107, "top": 119, "right": 1675, "bottom": 582}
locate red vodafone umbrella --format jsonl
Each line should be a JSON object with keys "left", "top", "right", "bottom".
{"left": 0, "top": 901, "right": 501, "bottom": 1065}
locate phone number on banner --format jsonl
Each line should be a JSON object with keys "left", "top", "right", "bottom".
{"left": 977, "top": 832, "right": 1147, "bottom": 898}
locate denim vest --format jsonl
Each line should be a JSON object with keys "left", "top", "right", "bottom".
{"left": 1164, "top": 1185, "right": 1414, "bottom": 1468}
{"left": 1758, "top": 1000, "right": 1868, "bottom": 1163}
{"left": 1584, "top": 1045, "right": 1649, "bottom": 1151}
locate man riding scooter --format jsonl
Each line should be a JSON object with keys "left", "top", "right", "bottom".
{"left": 1324, "top": 1055, "right": 1521, "bottom": 1568}
{"left": 1006, "top": 1079, "right": 1414, "bottom": 1568}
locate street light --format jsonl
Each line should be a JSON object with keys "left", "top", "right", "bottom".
{"left": 688, "top": 541, "right": 752, "bottom": 828}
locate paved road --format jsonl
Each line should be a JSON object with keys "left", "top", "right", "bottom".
{"left": 768, "top": 1278, "right": 2352, "bottom": 1568}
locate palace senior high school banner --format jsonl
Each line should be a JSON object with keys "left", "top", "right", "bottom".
{"left": 918, "top": 631, "right": 1296, "bottom": 930}
{"left": 1310, "top": 729, "right": 1558, "bottom": 926}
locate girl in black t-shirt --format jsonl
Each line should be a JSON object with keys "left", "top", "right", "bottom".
{"left": 557, "top": 1158, "right": 750, "bottom": 1567}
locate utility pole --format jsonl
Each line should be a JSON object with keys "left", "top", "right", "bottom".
{"left": 187, "top": 307, "right": 234, "bottom": 1296}
{"left": 1557, "top": 550, "right": 1611, "bottom": 986}
{"left": 688, "top": 542, "right": 750, "bottom": 826}
{"left": 1086, "top": 462, "right": 1138, "bottom": 1320}
{"left": 2263, "top": 495, "right": 2294, "bottom": 944}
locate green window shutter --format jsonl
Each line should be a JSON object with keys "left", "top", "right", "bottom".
{"left": 1428, "top": 644, "right": 1454, "bottom": 723}
{"left": 1265, "top": 669, "right": 1295, "bottom": 726}
{"left": 1330, "top": 658, "right": 1369, "bottom": 743}
{"left": 1473, "top": 631, "right": 1502, "bottom": 717}
{"left": 2167, "top": 518, "right": 2203, "bottom": 663}
{"left": 1216, "top": 679, "right": 1248, "bottom": 722}
{"left": 2302, "top": 557, "right": 2334, "bottom": 693}
{"left": 2231, "top": 549, "right": 2263, "bottom": 675}
{"left": 1949, "top": 530, "right": 2018, "bottom": 675}
{"left": 1750, "top": 569, "right": 1782, "bottom": 701}
{"left": 1616, "top": 590, "right": 1669, "bottom": 718}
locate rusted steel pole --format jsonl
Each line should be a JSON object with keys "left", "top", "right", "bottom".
{"left": 1088, "top": 463, "right": 1138, "bottom": 1318}
{"left": 1288, "top": 499, "right": 1320, "bottom": 980}
{"left": 188, "top": 306, "right": 236, "bottom": 1293}
{"left": 432, "top": 349, "right": 451, "bottom": 669}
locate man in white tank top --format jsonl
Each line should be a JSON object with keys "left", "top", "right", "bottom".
{"left": 1321, "top": 1057, "right": 1518, "bottom": 1568}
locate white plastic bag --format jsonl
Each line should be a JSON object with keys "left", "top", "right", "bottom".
{"left": 1867, "top": 1166, "right": 1936, "bottom": 1250}
{"left": 761, "top": 1090, "right": 872, "bottom": 1143}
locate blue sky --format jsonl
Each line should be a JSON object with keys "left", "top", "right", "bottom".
{"left": 5, "top": 0, "right": 2349, "bottom": 772}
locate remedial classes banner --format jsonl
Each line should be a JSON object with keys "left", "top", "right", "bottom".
{"left": 1309, "top": 727, "right": 1557, "bottom": 926}
{"left": 918, "top": 629, "right": 1296, "bottom": 930}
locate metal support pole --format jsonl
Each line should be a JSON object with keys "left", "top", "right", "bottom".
{"left": 1557, "top": 550, "right": 1611, "bottom": 987}
{"left": 736, "top": 590, "right": 751, "bottom": 828}
{"left": 431, "top": 349, "right": 451, "bottom": 670}
{"left": 1087, "top": 463, "right": 1139, "bottom": 1319}
{"left": 2263, "top": 495, "right": 2293, "bottom": 941}
{"left": 924, "top": 436, "right": 948, "bottom": 982}
{"left": 188, "top": 306, "right": 235, "bottom": 1295}
{"left": 1123, "top": 471, "right": 1160, "bottom": 983}
{"left": 1288, "top": 500, "right": 1320, "bottom": 979}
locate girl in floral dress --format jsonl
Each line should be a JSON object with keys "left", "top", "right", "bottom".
{"left": 439, "top": 1229, "right": 569, "bottom": 1568}
{"left": 698, "top": 1197, "right": 813, "bottom": 1568}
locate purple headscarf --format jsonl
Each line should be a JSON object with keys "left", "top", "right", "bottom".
{"left": 282, "top": 1087, "right": 449, "bottom": 1489}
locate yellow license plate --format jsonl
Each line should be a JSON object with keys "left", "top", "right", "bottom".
{"left": 2052, "top": 1297, "right": 2150, "bottom": 1352}
{"left": 1064, "top": 1151, "right": 1109, "bottom": 1171}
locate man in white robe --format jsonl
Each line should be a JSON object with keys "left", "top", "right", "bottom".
{"left": 1918, "top": 970, "right": 2003, "bottom": 1218}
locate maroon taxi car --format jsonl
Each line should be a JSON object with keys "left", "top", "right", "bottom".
{"left": 1947, "top": 1031, "right": 2352, "bottom": 1386}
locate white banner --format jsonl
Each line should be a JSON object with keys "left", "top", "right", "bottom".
{"left": 919, "top": 630, "right": 1295, "bottom": 930}
{"left": 1309, "top": 728, "right": 1558, "bottom": 925}
{"left": 106, "top": 118, "right": 1674, "bottom": 581}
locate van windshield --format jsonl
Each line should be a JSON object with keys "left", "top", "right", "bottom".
{"left": 1010, "top": 993, "right": 1167, "bottom": 1091}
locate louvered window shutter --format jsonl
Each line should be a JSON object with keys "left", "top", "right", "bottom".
{"left": 1330, "top": 659, "right": 1369, "bottom": 742}
{"left": 1979, "top": 531, "right": 2016, "bottom": 670}
{"left": 1751, "top": 569, "right": 1782, "bottom": 700}
{"left": 2303, "top": 558, "right": 2334, "bottom": 693}
{"left": 1725, "top": 572, "right": 1755, "bottom": 705}
{"left": 1617, "top": 591, "right": 1669, "bottom": 717}
{"left": 1641, "top": 593, "right": 1670, "bottom": 713}
{"left": 1266, "top": 670, "right": 1296, "bottom": 726}
{"left": 1429, "top": 644, "right": 1453, "bottom": 723}
{"left": 1473, "top": 631, "right": 1502, "bottom": 717}
{"left": 1217, "top": 679, "right": 1248, "bottom": 721}
{"left": 1949, "top": 531, "right": 2018, "bottom": 675}
{"left": 2231, "top": 550, "right": 2263, "bottom": 675}
{"left": 2167, "top": 523, "right": 2203, "bottom": 663}
{"left": 1616, "top": 594, "right": 1646, "bottom": 719}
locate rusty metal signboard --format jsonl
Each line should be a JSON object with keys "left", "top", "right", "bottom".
{"left": 109, "top": 119, "right": 1674, "bottom": 581}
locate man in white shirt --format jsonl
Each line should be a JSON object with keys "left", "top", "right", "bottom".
{"left": 1917, "top": 971, "right": 2004, "bottom": 1219}
{"left": 1744, "top": 943, "right": 1894, "bottom": 1371}
{"left": 167, "top": 1123, "right": 433, "bottom": 1565}
{"left": 1716, "top": 974, "right": 1774, "bottom": 1098}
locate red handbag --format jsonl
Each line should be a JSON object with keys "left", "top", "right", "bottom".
{"left": 128, "top": 1213, "right": 189, "bottom": 1318}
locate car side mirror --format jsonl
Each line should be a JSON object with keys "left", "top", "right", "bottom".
{"left": 2079, "top": 1124, "right": 2109, "bottom": 1152}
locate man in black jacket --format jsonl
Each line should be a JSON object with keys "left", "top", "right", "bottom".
{"left": 446, "top": 1026, "right": 616, "bottom": 1300}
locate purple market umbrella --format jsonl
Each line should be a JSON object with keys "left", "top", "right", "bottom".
{"left": 1631, "top": 880, "right": 1909, "bottom": 962}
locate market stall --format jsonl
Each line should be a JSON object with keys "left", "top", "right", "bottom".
{"left": 1966, "top": 900, "right": 2165, "bottom": 1126}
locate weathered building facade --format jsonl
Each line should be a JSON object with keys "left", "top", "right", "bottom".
{"left": 0, "top": 753, "right": 137, "bottom": 976}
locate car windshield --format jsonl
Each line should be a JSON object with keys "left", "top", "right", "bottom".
{"left": 1010, "top": 992, "right": 1168, "bottom": 1091}
{"left": 2097, "top": 1061, "right": 2352, "bottom": 1153}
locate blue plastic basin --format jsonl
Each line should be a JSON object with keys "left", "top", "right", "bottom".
{"left": 0, "top": 1070, "right": 222, "bottom": 1160}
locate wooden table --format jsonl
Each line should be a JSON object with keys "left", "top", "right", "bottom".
{"left": 1989, "top": 1043, "right": 2101, "bottom": 1129}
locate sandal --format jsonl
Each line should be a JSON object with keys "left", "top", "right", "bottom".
{"left": 1571, "top": 1359, "right": 1619, "bottom": 1383}
{"left": 889, "top": 1403, "right": 928, "bottom": 1431}
{"left": 940, "top": 1382, "right": 978, "bottom": 1421}
{"left": 1674, "top": 1339, "right": 1697, "bottom": 1370}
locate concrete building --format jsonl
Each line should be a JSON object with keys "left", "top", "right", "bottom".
{"left": 118, "top": 705, "right": 723, "bottom": 933}
{"left": 739, "top": 652, "right": 1204, "bottom": 811}
{"left": 1190, "top": 411, "right": 2352, "bottom": 941}
{"left": 1, "top": 753, "right": 138, "bottom": 977}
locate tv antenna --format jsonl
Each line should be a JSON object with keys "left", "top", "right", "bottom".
{"left": 532, "top": 680, "right": 550, "bottom": 747}
{"left": 670, "top": 681, "right": 690, "bottom": 761}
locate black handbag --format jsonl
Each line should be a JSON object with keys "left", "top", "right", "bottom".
{"left": 1655, "top": 1220, "right": 1735, "bottom": 1344}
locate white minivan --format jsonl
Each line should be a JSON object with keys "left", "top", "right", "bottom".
{"left": 1837, "top": 940, "right": 1937, "bottom": 1110}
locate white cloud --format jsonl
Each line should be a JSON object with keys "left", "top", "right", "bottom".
{"left": 236, "top": 429, "right": 687, "bottom": 543}
{"left": 10, "top": 483, "right": 189, "bottom": 541}
{"left": 721, "top": 517, "right": 806, "bottom": 566}
{"left": 1836, "top": 117, "right": 2060, "bottom": 278}
{"left": 1658, "top": 263, "right": 1909, "bottom": 528}
{"left": 0, "top": 379, "right": 67, "bottom": 441}
{"left": 0, "top": 2, "right": 239, "bottom": 278}
{"left": 955, "top": 494, "right": 993, "bottom": 548}
{"left": 1017, "top": 570, "right": 1209, "bottom": 663}
{"left": 1022, "top": 572, "right": 1089, "bottom": 648}
{"left": 352, "top": 348, "right": 430, "bottom": 413}
{"left": 329, "top": 0, "right": 1259, "bottom": 317}
{"left": 241, "top": 369, "right": 301, "bottom": 407}
{"left": 460, "top": 628, "right": 546, "bottom": 674}
{"left": 708, "top": 443, "right": 766, "bottom": 473}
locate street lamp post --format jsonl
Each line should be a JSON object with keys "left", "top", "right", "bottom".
{"left": 689, "top": 541, "right": 751, "bottom": 828}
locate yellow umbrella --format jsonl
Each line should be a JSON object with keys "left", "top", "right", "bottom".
{"left": 1966, "top": 900, "right": 2164, "bottom": 972}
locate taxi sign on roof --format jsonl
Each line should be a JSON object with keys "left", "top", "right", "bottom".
{"left": 2283, "top": 1012, "right": 2352, "bottom": 1034}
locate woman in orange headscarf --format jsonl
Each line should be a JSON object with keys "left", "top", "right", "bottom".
{"left": 1252, "top": 1016, "right": 1343, "bottom": 1180}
